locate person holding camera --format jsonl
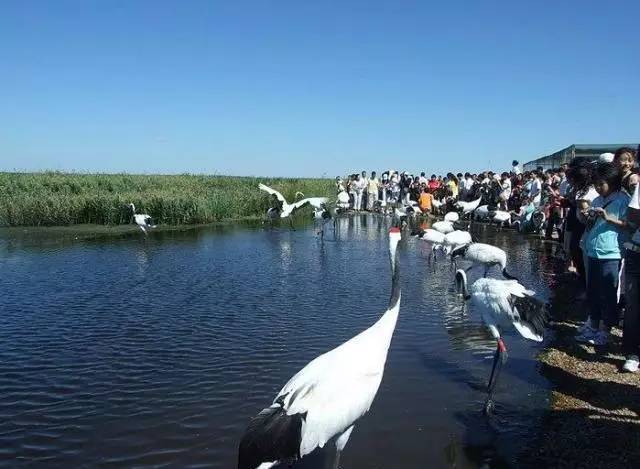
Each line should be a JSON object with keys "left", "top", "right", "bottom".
{"left": 576, "top": 162, "right": 630, "bottom": 346}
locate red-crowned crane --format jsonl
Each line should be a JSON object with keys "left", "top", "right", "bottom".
{"left": 456, "top": 196, "right": 483, "bottom": 218}
{"left": 442, "top": 230, "right": 473, "bottom": 255}
{"left": 455, "top": 270, "right": 548, "bottom": 413}
{"left": 450, "top": 243, "right": 518, "bottom": 280}
{"left": 259, "top": 183, "right": 328, "bottom": 229}
{"left": 238, "top": 228, "right": 403, "bottom": 469}
{"left": 444, "top": 211, "right": 460, "bottom": 223}
{"left": 432, "top": 220, "right": 454, "bottom": 234}
{"left": 128, "top": 203, "right": 156, "bottom": 235}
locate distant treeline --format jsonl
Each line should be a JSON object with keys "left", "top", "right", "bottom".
{"left": 0, "top": 172, "right": 333, "bottom": 226}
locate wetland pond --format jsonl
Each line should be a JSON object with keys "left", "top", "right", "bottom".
{"left": 0, "top": 215, "right": 561, "bottom": 468}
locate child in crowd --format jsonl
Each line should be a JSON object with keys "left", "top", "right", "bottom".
{"left": 576, "top": 163, "right": 630, "bottom": 346}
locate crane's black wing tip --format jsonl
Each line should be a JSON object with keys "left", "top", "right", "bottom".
{"left": 510, "top": 294, "right": 548, "bottom": 338}
{"left": 238, "top": 404, "right": 304, "bottom": 469}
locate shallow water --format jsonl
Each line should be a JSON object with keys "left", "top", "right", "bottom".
{"left": 0, "top": 216, "right": 560, "bottom": 468}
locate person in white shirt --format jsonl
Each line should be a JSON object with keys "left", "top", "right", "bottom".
{"left": 529, "top": 171, "right": 542, "bottom": 207}
{"left": 419, "top": 172, "right": 428, "bottom": 185}
{"left": 499, "top": 172, "right": 512, "bottom": 210}
{"left": 623, "top": 181, "right": 640, "bottom": 372}
{"left": 366, "top": 171, "right": 379, "bottom": 210}
{"left": 353, "top": 174, "right": 367, "bottom": 211}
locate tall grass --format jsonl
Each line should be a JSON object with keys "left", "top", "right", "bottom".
{"left": 0, "top": 172, "right": 334, "bottom": 227}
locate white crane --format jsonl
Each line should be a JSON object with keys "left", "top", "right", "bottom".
{"left": 411, "top": 228, "right": 445, "bottom": 266}
{"left": 456, "top": 197, "right": 482, "bottom": 217}
{"left": 432, "top": 198, "right": 444, "bottom": 215}
{"left": 444, "top": 211, "right": 460, "bottom": 223}
{"left": 455, "top": 271, "right": 547, "bottom": 413}
{"left": 258, "top": 184, "right": 328, "bottom": 229}
{"left": 473, "top": 205, "right": 490, "bottom": 221}
{"left": 394, "top": 203, "right": 421, "bottom": 228}
{"left": 128, "top": 203, "right": 156, "bottom": 235}
{"left": 432, "top": 220, "right": 454, "bottom": 234}
{"left": 312, "top": 204, "right": 332, "bottom": 238}
{"left": 442, "top": 230, "right": 472, "bottom": 255}
{"left": 492, "top": 210, "right": 511, "bottom": 229}
{"left": 336, "top": 191, "right": 350, "bottom": 211}
{"left": 450, "top": 242, "right": 518, "bottom": 279}
{"left": 238, "top": 228, "right": 403, "bottom": 469}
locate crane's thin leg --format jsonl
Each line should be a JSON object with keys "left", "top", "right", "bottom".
{"left": 484, "top": 338, "right": 508, "bottom": 414}
{"left": 289, "top": 218, "right": 295, "bottom": 231}
{"left": 334, "top": 425, "right": 354, "bottom": 469}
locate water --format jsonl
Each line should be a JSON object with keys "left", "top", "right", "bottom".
{"left": 0, "top": 216, "right": 558, "bottom": 468}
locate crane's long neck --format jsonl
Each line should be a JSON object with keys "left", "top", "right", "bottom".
{"left": 455, "top": 269, "right": 471, "bottom": 299}
{"left": 368, "top": 234, "right": 401, "bottom": 349}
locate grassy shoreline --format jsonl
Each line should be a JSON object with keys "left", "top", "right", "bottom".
{"left": 0, "top": 172, "right": 333, "bottom": 227}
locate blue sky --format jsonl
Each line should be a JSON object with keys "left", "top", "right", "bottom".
{"left": 1, "top": 1, "right": 638, "bottom": 177}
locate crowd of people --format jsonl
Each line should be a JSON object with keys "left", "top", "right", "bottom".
{"left": 336, "top": 146, "right": 640, "bottom": 373}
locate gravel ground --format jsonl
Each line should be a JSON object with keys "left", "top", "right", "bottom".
{"left": 520, "top": 271, "right": 640, "bottom": 468}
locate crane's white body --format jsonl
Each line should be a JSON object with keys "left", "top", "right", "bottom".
{"left": 474, "top": 205, "right": 490, "bottom": 220}
{"left": 276, "top": 295, "right": 399, "bottom": 457}
{"left": 239, "top": 230, "right": 402, "bottom": 469}
{"left": 458, "top": 243, "right": 507, "bottom": 271}
{"left": 493, "top": 210, "right": 511, "bottom": 226}
{"left": 336, "top": 191, "right": 350, "bottom": 209}
{"left": 414, "top": 228, "right": 445, "bottom": 259}
{"left": 444, "top": 212, "right": 460, "bottom": 222}
{"left": 432, "top": 220, "right": 454, "bottom": 234}
{"left": 456, "top": 197, "right": 482, "bottom": 215}
{"left": 258, "top": 184, "right": 328, "bottom": 218}
{"left": 442, "top": 230, "right": 472, "bottom": 254}
{"left": 456, "top": 271, "right": 546, "bottom": 413}
{"left": 468, "top": 277, "right": 543, "bottom": 342}
{"left": 128, "top": 203, "right": 156, "bottom": 234}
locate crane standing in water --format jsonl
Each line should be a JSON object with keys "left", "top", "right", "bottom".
{"left": 456, "top": 270, "right": 547, "bottom": 413}
{"left": 238, "top": 228, "right": 403, "bottom": 469}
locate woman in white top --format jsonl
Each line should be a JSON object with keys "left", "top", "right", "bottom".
{"left": 529, "top": 171, "right": 542, "bottom": 207}
{"left": 499, "top": 172, "right": 512, "bottom": 210}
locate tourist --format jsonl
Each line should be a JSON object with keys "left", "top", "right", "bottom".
{"left": 613, "top": 147, "right": 638, "bottom": 195}
{"left": 499, "top": 172, "right": 512, "bottom": 210}
{"left": 428, "top": 174, "right": 440, "bottom": 192}
{"left": 529, "top": 171, "right": 542, "bottom": 207}
{"left": 623, "top": 181, "right": 640, "bottom": 372}
{"left": 367, "top": 171, "right": 379, "bottom": 210}
{"left": 576, "top": 163, "right": 630, "bottom": 346}
{"left": 563, "top": 160, "right": 598, "bottom": 289}
{"left": 352, "top": 174, "right": 366, "bottom": 211}
{"left": 446, "top": 173, "right": 459, "bottom": 199}
{"left": 419, "top": 172, "right": 428, "bottom": 185}
{"left": 418, "top": 187, "right": 434, "bottom": 214}
{"left": 360, "top": 171, "right": 369, "bottom": 210}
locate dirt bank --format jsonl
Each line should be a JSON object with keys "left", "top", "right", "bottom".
{"left": 521, "top": 271, "right": 640, "bottom": 468}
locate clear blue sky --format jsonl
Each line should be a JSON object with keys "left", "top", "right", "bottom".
{"left": 1, "top": 1, "right": 638, "bottom": 177}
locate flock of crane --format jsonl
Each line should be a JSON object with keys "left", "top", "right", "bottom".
{"left": 237, "top": 186, "right": 549, "bottom": 469}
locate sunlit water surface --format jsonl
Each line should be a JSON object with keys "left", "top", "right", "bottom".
{"left": 0, "top": 216, "right": 561, "bottom": 468}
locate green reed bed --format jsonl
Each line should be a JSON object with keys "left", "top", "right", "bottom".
{"left": 0, "top": 172, "right": 334, "bottom": 227}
